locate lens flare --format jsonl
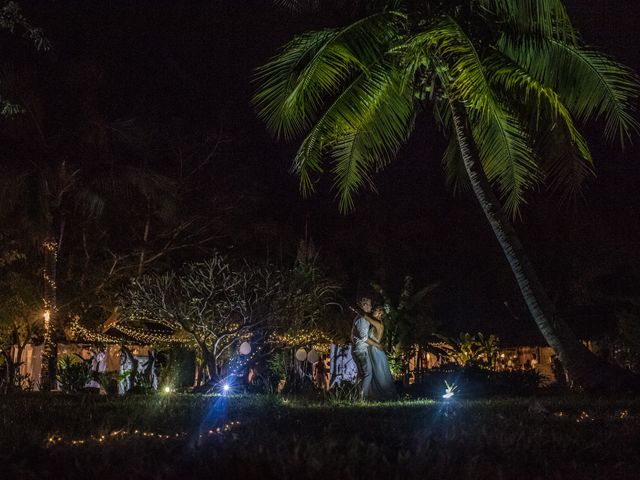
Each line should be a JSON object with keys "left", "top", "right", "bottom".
{"left": 442, "top": 380, "right": 457, "bottom": 399}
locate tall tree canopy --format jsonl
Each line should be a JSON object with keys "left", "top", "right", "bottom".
{"left": 255, "top": 0, "right": 639, "bottom": 389}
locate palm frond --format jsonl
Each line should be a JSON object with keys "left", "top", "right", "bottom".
{"left": 421, "top": 17, "right": 541, "bottom": 216}
{"left": 330, "top": 66, "right": 416, "bottom": 212}
{"left": 442, "top": 127, "right": 472, "bottom": 195}
{"left": 292, "top": 63, "right": 416, "bottom": 211}
{"left": 476, "top": 0, "right": 575, "bottom": 41}
{"left": 486, "top": 53, "right": 591, "bottom": 163}
{"left": 253, "top": 12, "right": 400, "bottom": 141}
{"left": 432, "top": 97, "right": 472, "bottom": 195}
{"left": 533, "top": 120, "right": 595, "bottom": 204}
{"left": 499, "top": 36, "right": 640, "bottom": 146}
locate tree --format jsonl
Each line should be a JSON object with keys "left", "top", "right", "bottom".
{"left": 118, "top": 253, "right": 337, "bottom": 384}
{"left": 372, "top": 276, "right": 438, "bottom": 377}
{"left": 0, "top": 2, "right": 48, "bottom": 49}
{"left": 436, "top": 332, "right": 500, "bottom": 370}
{"left": 0, "top": 237, "right": 40, "bottom": 392}
{"left": 254, "top": 1, "right": 639, "bottom": 389}
{"left": 0, "top": 87, "right": 230, "bottom": 389}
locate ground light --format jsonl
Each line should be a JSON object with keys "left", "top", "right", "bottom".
{"left": 442, "top": 380, "right": 458, "bottom": 399}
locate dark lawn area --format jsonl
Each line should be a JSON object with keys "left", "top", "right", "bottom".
{"left": 1, "top": 394, "right": 639, "bottom": 480}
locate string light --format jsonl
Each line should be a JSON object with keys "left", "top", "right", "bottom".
{"left": 68, "top": 317, "right": 192, "bottom": 345}
{"left": 576, "top": 411, "right": 592, "bottom": 423}
{"left": 269, "top": 328, "right": 333, "bottom": 352}
{"left": 69, "top": 317, "right": 127, "bottom": 344}
{"left": 42, "top": 309, "right": 51, "bottom": 342}
{"left": 112, "top": 323, "right": 193, "bottom": 345}
{"left": 45, "top": 421, "right": 241, "bottom": 447}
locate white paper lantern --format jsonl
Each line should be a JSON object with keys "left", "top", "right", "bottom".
{"left": 239, "top": 342, "right": 252, "bottom": 355}
{"left": 306, "top": 349, "right": 319, "bottom": 364}
{"left": 295, "top": 348, "right": 307, "bottom": 362}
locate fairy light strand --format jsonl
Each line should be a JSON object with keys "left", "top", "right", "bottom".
{"left": 45, "top": 421, "right": 240, "bottom": 447}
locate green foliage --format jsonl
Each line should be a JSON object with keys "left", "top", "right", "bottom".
{"left": 408, "top": 362, "right": 545, "bottom": 398}
{"left": 614, "top": 307, "right": 640, "bottom": 373}
{"left": 255, "top": 0, "right": 639, "bottom": 217}
{"left": 0, "top": 237, "right": 40, "bottom": 389}
{"left": 119, "top": 252, "right": 339, "bottom": 379}
{"left": 2, "top": 394, "right": 640, "bottom": 478}
{"left": 95, "top": 371, "right": 121, "bottom": 395}
{"left": 13, "top": 371, "right": 33, "bottom": 391}
{"left": 266, "top": 351, "right": 287, "bottom": 381}
{"left": 436, "top": 332, "right": 501, "bottom": 370}
{"left": 0, "top": 1, "right": 49, "bottom": 50}
{"left": 56, "top": 354, "right": 93, "bottom": 393}
{"left": 372, "top": 276, "right": 438, "bottom": 376}
{"left": 130, "top": 371, "right": 155, "bottom": 395}
{"left": 158, "top": 347, "right": 196, "bottom": 391}
{"left": 326, "top": 379, "right": 360, "bottom": 405}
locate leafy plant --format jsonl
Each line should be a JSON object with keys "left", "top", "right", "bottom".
{"left": 56, "top": 354, "right": 93, "bottom": 393}
{"left": 95, "top": 371, "right": 121, "bottom": 395}
{"left": 13, "top": 371, "right": 33, "bottom": 391}
{"left": 131, "top": 371, "right": 155, "bottom": 394}
{"left": 326, "top": 379, "right": 360, "bottom": 405}
{"left": 372, "top": 276, "right": 438, "bottom": 377}
{"left": 255, "top": 0, "right": 640, "bottom": 389}
{"left": 407, "top": 363, "right": 546, "bottom": 398}
{"left": 437, "top": 332, "right": 501, "bottom": 370}
{"left": 267, "top": 351, "right": 287, "bottom": 381}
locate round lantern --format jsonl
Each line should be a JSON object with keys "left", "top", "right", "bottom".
{"left": 239, "top": 341, "right": 252, "bottom": 355}
{"left": 306, "top": 349, "right": 319, "bottom": 364}
{"left": 295, "top": 348, "right": 307, "bottom": 362}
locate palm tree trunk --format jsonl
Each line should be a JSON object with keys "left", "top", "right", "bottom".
{"left": 40, "top": 237, "right": 59, "bottom": 391}
{"left": 449, "top": 100, "right": 635, "bottom": 391}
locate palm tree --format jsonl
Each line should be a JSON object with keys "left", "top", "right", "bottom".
{"left": 254, "top": 1, "right": 639, "bottom": 389}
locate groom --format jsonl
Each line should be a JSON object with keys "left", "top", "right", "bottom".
{"left": 351, "top": 297, "right": 383, "bottom": 399}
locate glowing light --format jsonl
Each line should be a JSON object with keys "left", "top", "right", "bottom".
{"left": 442, "top": 380, "right": 457, "bottom": 399}
{"left": 239, "top": 341, "right": 251, "bottom": 355}
{"left": 44, "top": 420, "right": 241, "bottom": 448}
{"left": 163, "top": 386, "right": 172, "bottom": 394}
{"left": 223, "top": 384, "right": 230, "bottom": 392}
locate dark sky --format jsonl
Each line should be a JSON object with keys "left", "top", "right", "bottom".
{"left": 14, "top": 0, "right": 640, "bottom": 339}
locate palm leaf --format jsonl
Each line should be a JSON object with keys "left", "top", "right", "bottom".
{"left": 477, "top": 0, "right": 575, "bottom": 41}
{"left": 253, "top": 12, "right": 401, "bottom": 141}
{"left": 486, "top": 53, "right": 591, "bottom": 162}
{"left": 288, "top": 59, "right": 415, "bottom": 209}
{"left": 420, "top": 17, "right": 541, "bottom": 217}
{"left": 308, "top": 64, "right": 416, "bottom": 211}
{"left": 499, "top": 36, "right": 640, "bottom": 146}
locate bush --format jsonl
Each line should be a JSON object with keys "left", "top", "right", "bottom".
{"left": 95, "top": 371, "right": 121, "bottom": 395}
{"left": 158, "top": 347, "right": 196, "bottom": 391}
{"left": 56, "top": 355, "right": 93, "bottom": 393}
{"left": 406, "top": 364, "right": 546, "bottom": 398}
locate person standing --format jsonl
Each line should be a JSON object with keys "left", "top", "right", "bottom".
{"left": 367, "top": 306, "right": 396, "bottom": 400}
{"left": 351, "top": 297, "right": 375, "bottom": 399}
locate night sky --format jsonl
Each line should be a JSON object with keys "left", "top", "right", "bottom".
{"left": 9, "top": 0, "right": 640, "bottom": 340}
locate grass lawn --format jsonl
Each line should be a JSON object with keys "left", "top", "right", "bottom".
{"left": 1, "top": 393, "right": 639, "bottom": 479}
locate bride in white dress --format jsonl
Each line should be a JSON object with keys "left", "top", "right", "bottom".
{"left": 362, "top": 306, "right": 396, "bottom": 400}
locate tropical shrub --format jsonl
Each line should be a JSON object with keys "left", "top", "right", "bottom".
{"left": 95, "top": 371, "right": 120, "bottom": 395}
{"left": 372, "top": 276, "right": 438, "bottom": 378}
{"left": 407, "top": 363, "right": 545, "bottom": 398}
{"left": 436, "top": 332, "right": 500, "bottom": 370}
{"left": 56, "top": 354, "right": 93, "bottom": 393}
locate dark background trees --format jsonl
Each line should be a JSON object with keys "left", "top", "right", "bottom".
{"left": 0, "top": 0, "right": 638, "bottom": 343}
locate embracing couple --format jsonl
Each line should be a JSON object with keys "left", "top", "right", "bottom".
{"left": 351, "top": 297, "right": 396, "bottom": 401}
